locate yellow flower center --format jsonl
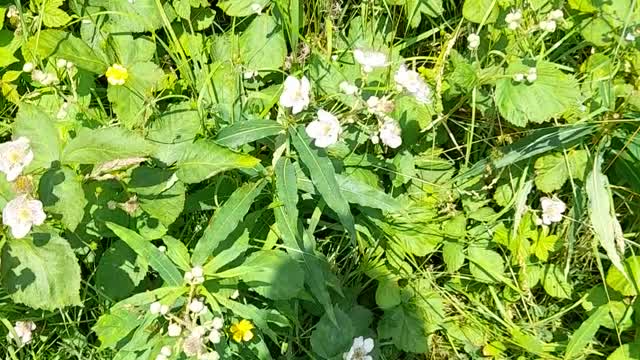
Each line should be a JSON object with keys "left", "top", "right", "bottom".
{"left": 105, "top": 64, "right": 128, "bottom": 85}
{"left": 17, "top": 207, "right": 31, "bottom": 222}
{"left": 230, "top": 319, "right": 254, "bottom": 343}
{"left": 7, "top": 149, "right": 21, "bottom": 164}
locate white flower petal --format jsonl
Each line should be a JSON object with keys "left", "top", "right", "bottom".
{"left": 363, "top": 338, "right": 374, "bottom": 353}
{"left": 10, "top": 221, "right": 32, "bottom": 238}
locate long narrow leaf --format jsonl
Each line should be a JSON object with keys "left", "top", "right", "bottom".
{"left": 215, "top": 119, "right": 284, "bottom": 148}
{"left": 564, "top": 306, "right": 608, "bottom": 359}
{"left": 192, "top": 180, "right": 266, "bottom": 265}
{"left": 106, "top": 223, "right": 182, "bottom": 286}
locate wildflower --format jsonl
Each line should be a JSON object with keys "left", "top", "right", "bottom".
{"left": 549, "top": 9, "right": 564, "bottom": 21}
{"left": 56, "top": 102, "right": 70, "bottom": 119}
{"left": 526, "top": 67, "right": 537, "bottom": 83}
{"left": 243, "top": 70, "right": 258, "bottom": 79}
{"left": 378, "top": 118, "right": 402, "bottom": 149}
{"left": 0, "top": 137, "right": 33, "bottom": 182}
{"left": 467, "top": 33, "right": 480, "bottom": 50}
{"left": 230, "top": 319, "right": 254, "bottom": 342}
{"left": 339, "top": 81, "right": 358, "bottom": 95}
{"left": 230, "top": 290, "right": 240, "bottom": 299}
{"left": 156, "top": 346, "right": 172, "bottom": 360}
{"left": 353, "top": 48, "right": 387, "bottom": 73}
{"left": 32, "top": 70, "right": 58, "bottom": 85}
{"left": 370, "top": 134, "right": 379, "bottom": 144}
{"left": 167, "top": 323, "right": 182, "bottom": 337}
{"left": 279, "top": 75, "right": 311, "bottom": 114}
{"left": 250, "top": 3, "right": 262, "bottom": 14}
{"left": 539, "top": 19, "right": 557, "bottom": 32}
{"left": 512, "top": 73, "right": 525, "bottom": 82}
{"left": 305, "top": 109, "right": 342, "bottom": 148}
{"left": 208, "top": 317, "right": 224, "bottom": 344}
{"left": 394, "top": 65, "right": 432, "bottom": 104}
{"left": 12, "top": 175, "right": 33, "bottom": 194}
{"left": 66, "top": 61, "right": 75, "bottom": 69}
{"left": 182, "top": 332, "right": 205, "bottom": 356}
{"left": 22, "top": 62, "right": 34, "bottom": 73}
{"left": 56, "top": 59, "right": 68, "bottom": 68}
{"left": 105, "top": 64, "right": 128, "bottom": 86}
{"left": 185, "top": 265, "right": 205, "bottom": 284}
{"left": 199, "top": 352, "right": 220, "bottom": 360}
{"left": 343, "top": 336, "right": 374, "bottom": 360}
{"left": 189, "top": 298, "right": 206, "bottom": 314}
{"left": 366, "top": 96, "right": 394, "bottom": 114}
{"left": 3, "top": 195, "right": 46, "bottom": 239}
{"left": 8, "top": 321, "right": 36, "bottom": 345}
{"left": 150, "top": 301, "right": 162, "bottom": 314}
{"left": 505, "top": 10, "right": 522, "bottom": 30}
{"left": 160, "top": 305, "right": 169, "bottom": 314}
{"left": 626, "top": 32, "right": 636, "bottom": 42}
{"left": 6, "top": 5, "right": 18, "bottom": 19}
{"left": 158, "top": 245, "right": 167, "bottom": 252}
{"left": 540, "top": 196, "right": 566, "bottom": 225}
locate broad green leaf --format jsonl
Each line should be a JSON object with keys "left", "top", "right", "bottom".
{"left": 534, "top": 150, "right": 588, "bottom": 192}
{"left": 586, "top": 154, "right": 625, "bottom": 275}
{"left": 24, "top": 30, "right": 108, "bottom": 73}
{"left": 62, "top": 127, "right": 155, "bottom": 164}
{"left": 161, "top": 235, "right": 191, "bottom": 270}
{"left": 0, "top": 29, "right": 20, "bottom": 67}
{"left": 1, "top": 231, "right": 81, "bottom": 310}
{"left": 564, "top": 306, "right": 608, "bottom": 359}
{"left": 462, "top": 0, "right": 498, "bottom": 23}
{"left": 290, "top": 126, "right": 356, "bottom": 242}
{"left": 217, "top": 0, "right": 270, "bottom": 16}
{"left": 101, "top": 0, "right": 169, "bottom": 32}
{"left": 106, "top": 223, "right": 182, "bottom": 286}
{"left": 40, "top": 0, "right": 72, "bottom": 27}
{"left": 109, "top": 34, "right": 156, "bottom": 65}
{"left": 96, "top": 240, "right": 149, "bottom": 301}
{"left": 215, "top": 119, "right": 284, "bottom": 148}
{"left": 443, "top": 241, "right": 465, "bottom": 273}
{"left": 14, "top": 103, "right": 61, "bottom": 170}
{"left": 38, "top": 167, "right": 87, "bottom": 231}
{"left": 378, "top": 302, "right": 429, "bottom": 353}
{"left": 310, "top": 306, "right": 355, "bottom": 358}
{"left": 192, "top": 180, "right": 266, "bottom": 265}
{"left": 175, "top": 139, "right": 261, "bottom": 183}
{"left": 129, "top": 167, "right": 185, "bottom": 228}
{"left": 391, "top": 0, "right": 444, "bottom": 28}
{"left": 376, "top": 279, "right": 402, "bottom": 309}
{"left": 495, "top": 61, "right": 580, "bottom": 127}
{"left": 608, "top": 342, "right": 640, "bottom": 360}
{"left": 107, "top": 62, "right": 164, "bottom": 129}
{"left": 239, "top": 15, "right": 287, "bottom": 71}
{"left": 531, "top": 232, "right": 559, "bottom": 262}
{"left": 93, "top": 305, "right": 141, "bottom": 350}
{"left": 606, "top": 256, "right": 640, "bottom": 296}
{"left": 467, "top": 246, "right": 504, "bottom": 283}
{"left": 239, "top": 250, "right": 304, "bottom": 300}
{"left": 542, "top": 264, "right": 572, "bottom": 299}
{"left": 148, "top": 101, "right": 201, "bottom": 145}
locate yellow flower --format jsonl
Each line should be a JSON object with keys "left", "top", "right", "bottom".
{"left": 105, "top": 63, "right": 128, "bottom": 85}
{"left": 230, "top": 319, "right": 254, "bottom": 343}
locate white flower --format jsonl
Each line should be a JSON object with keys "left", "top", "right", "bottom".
{"left": 32, "top": 70, "right": 58, "bottom": 85}
{"left": 467, "top": 33, "right": 480, "bottom": 50}
{"left": 353, "top": 48, "right": 387, "bottom": 73}
{"left": 212, "top": 317, "right": 224, "bottom": 329}
{"left": 305, "top": 109, "right": 342, "bottom": 148}
{"left": 366, "top": 96, "right": 394, "bottom": 114}
{"left": 56, "top": 59, "right": 67, "bottom": 68}
{"left": 243, "top": 70, "right": 258, "bottom": 79}
{"left": 394, "top": 65, "right": 432, "bottom": 104}
{"left": 160, "top": 304, "right": 169, "bottom": 315}
{"left": 8, "top": 321, "right": 36, "bottom": 345}
{"left": 539, "top": 19, "right": 557, "bottom": 32}
{"left": 150, "top": 301, "right": 162, "bottom": 314}
{"left": 339, "top": 81, "right": 358, "bottom": 95}
{"left": 526, "top": 67, "right": 537, "bottom": 83}
{"left": 22, "top": 62, "right": 34, "bottom": 73}
{"left": 378, "top": 119, "right": 402, "bottom": 149}
{"left": 230, "top": 289, "right": 240, "bottom": 299}
{"left": 3, "top": 195, "right": 46, "bottom": 239}
{"left": 512, "top": 73, "right": 525, "bottom": 82}
{"left": 189, "top": 298, "right": 206, "bottom": 314}
{"left": 370, "top": 134, "right": 379, "bottom": 144}
{"left": 155, "top": 355, "right": 167, "bottom": 360}
{"left": 279, "top": 75, "right": 311, "bottom": 114}
{"left": 208, "top": 329, "right": 222, "bottom": 344}
{"left": 185, "top": 266, "right": 205, "bottom": 284}
{"left": 167, "top": 323, "right": 182, "bottom": 337}
{"left": 0, "top": 137, "right": 33, "bottom": 182}
{"left": 540, "top": 196, "right": 566, "bottom": 225}
{"left": 250, "top": 3, "right": 262, "bottom": 14}
{"left": 505, "top": 10, "right": 522, "bottom": 30}
{"left": 66, "top": 61, "right": 75, "bottom": 69}
{"left": 6, "top": 5, "right": 18, "bottom": 19}
{"left": 200, "top": 352, "right": 220, "bottom": 360}
{"left": 158, "top": 245, "right": 166, "bottom": 252}
{"left": 626, "top": 32, "right": 636, "bottom": 42}
{"left": 549, "top": 9, "right": 564, "bottom": 21}
{"left": 56, "top": 102, "right": 70, "bottom": 119}
{"left": 343, "top": 336, "right": 374, "bottom": 360}
{"left": 183, "top": 332, "right": 205, "bottom": 356}
{"left": 160, "top": 346, "right": 172, "bottom": 357}
{"left": 192, "top": 326, "right": 207, "bottom": 338}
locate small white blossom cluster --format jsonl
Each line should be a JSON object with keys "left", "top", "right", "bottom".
{"left": 467, "top": 33, "right": 480, "bottom": 50}
{"left": 22, "top": 58, "right": 74, "bottom": 86}
{"left": 539, "top": 9, "right": 563, "bottom": 33}
{"left": 505, "top": 9, "right": 523, "bottom": 30}
{"left": 353, "top": 48, "right": 388, "bottom": 73}
{"left": 7, "top": 321, "right": 36, "bottom": 346}
{"left": 184, "top": 266, "right": 205, "bottom": 285}
{"left": 0, "top": 137, "right": 47, "bottom": 239}
{"left": 394, "top": 65, "right": 432, "bottom": 104}
{"left": 343, "top": 336, "right": 374, "bottom": 360}
{"left": 5, "top": 5, "right": 19, "bottom": 19}
{"left": 512, "top": 67, "right": 537, "bottom": 83}
{"left": 538, "top": 196, "right": 566, "bottom": 226}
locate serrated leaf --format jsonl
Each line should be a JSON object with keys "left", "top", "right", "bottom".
{"left": 376, "top": 279, "right": 402, "bottom": 309}
{"left": 101, "top": 0, "right": 169, "bottom": 32}
{"left": 14, "top": 103, "right": 61, "bottom": 170}
{"left": 38, "top": 167, "right": 87, "bottom": 231}
{"left": 96, "top": 240, "right": 149, "bottom": 301}
{"left": 495, "top": 61, "right": 580, "bottom": 127}
{"left": 1, "top": 231, "right": 81, "bottom": 310}
{"left": 462, "top": 0, "right": 498, "bottom": 23}
{"left": 215, "top": 119, "right": 283, "bottom": 148}
{"left": 290, "top": 126, "right": 356, "bottom": 242}
{"left": 192, "top": 180, "right": 266, "bottom": 265}
{"left": 239, "top": 250, "right": 304, "bottom": 300}
{"left": 24, "top": 30, "right": 108, "bottom": 73}
{"left": 378, "top": 302, "right": 429, "bottom": 353}
{"left": 62, "top": 127, "right": 155, "bottom": 164}
{"left": 175, "top": 139, "right": 261, "bottom": 183}
{"left": 606, "top": 256, "right": 640, "bottom": 296}
{"left": 41, "top": 0, "right": 72, "bottom": 27}
{"left": 607, "top": 342, "right": 640, "bottom": 360}
{"left": 535, "top": 150, "right": 588, "bottom": 192}
{"left": 443, "top": 241, "right": 465, "bottom": 273}
{"left": 542, "top": 264, "right": 572, "bottom": 299}
{"left": 310, "top": 306, "right": 355, "bottom": 358}
{"left": 239, "top": 15, "right": 287, "bottom": 71}
{"left": 468, "top": 246, "right": 504, "bottom": 283}
{"left": 106, "top": 223, "right": 182, "bottom": 286}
